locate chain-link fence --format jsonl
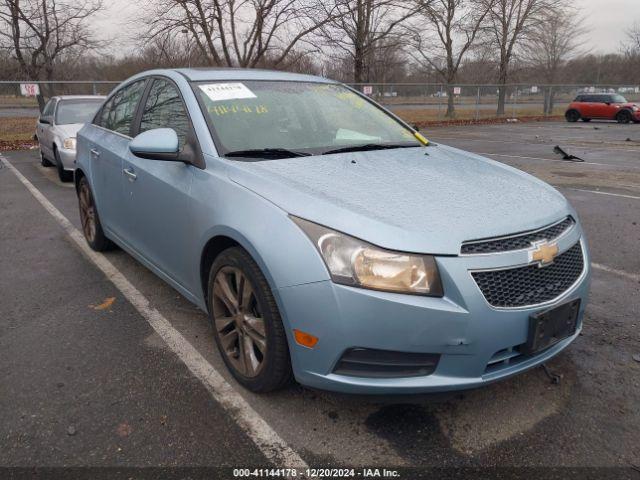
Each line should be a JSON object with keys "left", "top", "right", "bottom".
{"left": 0, "top": 81, "right": 119, "bottom": 118}
{"left": 347, "top": 83, "right": 640, "bottom": 122}
{"left": 1, "top": 80, "right": 639, "bottom": 122}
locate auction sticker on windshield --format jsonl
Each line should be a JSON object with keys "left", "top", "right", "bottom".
{"left": 199, "top": 83, "right": 257, "bottom": 102}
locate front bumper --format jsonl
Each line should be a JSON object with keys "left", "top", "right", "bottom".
{"left": 58, "top": 148, "right": 77, "bottom": 171}
{"left": 278, "top": 227, "right": 590, "bottom": 395}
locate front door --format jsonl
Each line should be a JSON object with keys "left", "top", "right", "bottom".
{"left": 88, "top": 80, "right": 147, "bottom": 239}
{"left": 38, "top": 99, "right": 56, "bottom": 159}
{"left": 121, "top": 78, "right": 195, "bottom": 289}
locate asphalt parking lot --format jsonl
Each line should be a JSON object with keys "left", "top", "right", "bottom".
{"left": 1, "top": 121, "right": 639, "bottom": 476}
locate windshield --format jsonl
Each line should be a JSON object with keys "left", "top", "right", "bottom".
{"left": 55, "top": 99, "right": 104, "bottom": 125}
{"left": 194, "top": 81, "right": 422, "bottom": 158}
{"left": 611, "top": 94, "right": 627, "bottom": 103}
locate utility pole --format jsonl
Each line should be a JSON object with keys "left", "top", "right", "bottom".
{"left": 181, "top": 29, "right": 191, "bottom": 68}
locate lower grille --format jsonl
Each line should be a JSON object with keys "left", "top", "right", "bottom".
{"left": 333, "top": 348, "right": 440, "bottom": 378}
{"left": 472, "top": 242, "right": 585, "bottom": 308}
{"left": 485, "top": 346, "right": 524, "bottom": 374}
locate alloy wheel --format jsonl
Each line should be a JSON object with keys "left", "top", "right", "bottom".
{"left": 78, "top": 182, "right": 96, "bottom": 243}
{"left": 212, "top": 267, "right": 267, "bottom": 378}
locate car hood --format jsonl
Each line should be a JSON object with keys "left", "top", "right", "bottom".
{"left": 225, "top": 145, "right": 570, "bottom": 255}
{"left": 54, "top": 123, "right": 83, "bottom": 138}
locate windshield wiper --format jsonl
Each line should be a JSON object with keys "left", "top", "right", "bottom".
{"left": 322, "top": 143, "right": 420, "bottom": 155}
{"left": 225, "top": 148, "right": 311, "bottom": 159}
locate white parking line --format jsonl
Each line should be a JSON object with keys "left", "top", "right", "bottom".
{"left": 0, "top": 154, "right": 308, "bottom": 470}
{"left": 567, "top": 188, "right": 640, "bottom": 200}
{"left": 431, "top": 135, "right": 640, "bottom": 153}
{"left": 592, "top": 263, "right": 640, "bottom": 283}
{"left": 475, "top": 152, "right": 619, "bottom": 168}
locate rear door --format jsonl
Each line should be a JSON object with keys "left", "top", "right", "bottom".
{"left": 88, "top": 80, "right": 147, "bottom": 240}
{"left": 121, "top": 77, "right": 196, "bottom": 288}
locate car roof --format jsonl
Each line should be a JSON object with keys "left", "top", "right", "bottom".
{"left": 53, "top": 95, "right": 106, "bottom": 101}
{"left": 172, "top": 68, "right": 338, "bottom": 84}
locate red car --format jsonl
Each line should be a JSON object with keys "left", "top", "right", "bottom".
{"left": 565, "top": 93, "right": 640, "bottom": 124}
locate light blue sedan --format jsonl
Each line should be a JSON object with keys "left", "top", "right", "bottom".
{"left": 75, "top": 69, "right": 590, "bottom": 394}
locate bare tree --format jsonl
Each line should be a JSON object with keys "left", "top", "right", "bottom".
{"left": 0, "top": 0, "right": 104, "bottom": 83}
{"left": 143, "top": 0, "right": 337, "bottom": 69}
{"left": 523, "top": 5, "right": 585, "bottom": 114}
{"left": 319, "top": 0, "right": 417, "bottom": 83}
{"left": 410, "top": 0, "right": 493, "bottom": 117}
{"left": 480, "top": 0, "right": 557, "bottom": 115}
{"left": 623, "top": 21, "right": 640, "bottom": 55}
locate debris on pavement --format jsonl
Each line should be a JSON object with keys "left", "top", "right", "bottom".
{"left": 67, "top": 425, "right": 77, "bottom": 436}
{"left": 90, "top": 297, "right": 116, "bottom": 311}
{"left": 541, "top": 364, "right": 562, "bottom": 384}
{"left": 553, "top": 145, "right": 584, "bottom": 162}
{"left": 633, "top": 354, "right": 640, "bottom": 363}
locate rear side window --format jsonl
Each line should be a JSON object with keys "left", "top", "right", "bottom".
{"left": 96, "top": 80, "right": 146, "bottom": 136}
{"left": 139, "top": 79, "right": 190, "bottom": 150}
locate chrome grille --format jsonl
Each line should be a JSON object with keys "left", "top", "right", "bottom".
{"left": 471, "top": 242, "right": 584, "bottom": 308}
{"left": 461, "top": 217, "right": 575, "bottom": 255}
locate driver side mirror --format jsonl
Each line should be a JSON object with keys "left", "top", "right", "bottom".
{"left": 129, "top": 128, "right": 181, "bottom": 161}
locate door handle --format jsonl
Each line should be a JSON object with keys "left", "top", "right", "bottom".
{"left": 90, "top": 148, "right": 101, "bottom": 157}
{"left": 123, "top": 167, "right": 137, "bottom": 181}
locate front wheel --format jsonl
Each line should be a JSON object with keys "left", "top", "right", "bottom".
{"left": 565, "top": 110, "right": 580, "bottom": 122}
{"left": 54, "top": 148, "right": 73, "bottom": 182}
{"left": 78, "top": 177, "right": 114, "bottom": 252}
{"left": 208, "top": 247, "right": 292, "bottom": 393}
{"left": 616, "top": 110, "right": 632, "bottom": 124}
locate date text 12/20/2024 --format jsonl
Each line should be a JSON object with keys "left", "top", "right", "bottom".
{"left": 233, "top": 469, "right": 401, "bottom": 478}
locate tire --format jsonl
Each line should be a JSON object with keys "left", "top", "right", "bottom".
{"left": 565, "top": 110, "right": 580, "bottom": 122}
{"left": 40, "top": 150, "right": 53, "bottom": 167}
{"left": 207, "top": 247, "right": 292, "bottom": 393}
{"left": 54, "top": 148, "right": 73, "bottom": 182}
{"left": 616, "top": 110, "right": 632, "bottom": 124}
{"left": 581, "top": 118, "right": 591, "bottom": 122}
{"left": 77, "top": 176, "right": 114, "bottom": 252}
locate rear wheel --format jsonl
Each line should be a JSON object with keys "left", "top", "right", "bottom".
{"left": 616, "top": 110, "right": 632, "bottom": 124}
{"left": 208, "top": 247, "right": 292, "bottom": 393}
{"left": 78, "top": 177, "right": 114, "bottom": 252}
{"left": 565, "top": 110, "right": 580, "bottom": 122}
{"left": 54, "top": 148, "right": 73, "bottom": 182}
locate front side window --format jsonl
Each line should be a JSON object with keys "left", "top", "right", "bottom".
{"left": 140, "top": 79, "right": 190, "bottom": 150}
{"left": 194, "top": 81, "right": 420, "bottom": 158}
{"left": 42, "top": 100, "right": 55, "bottom": 117}
{"left": 55, "top": 99, "right": 104, "bottom": 125}
{"left": 610, "top": 94, "right": 627, "bottom": 104}
{"left": 98, "top": 80, "right": 146, "bottom": 136}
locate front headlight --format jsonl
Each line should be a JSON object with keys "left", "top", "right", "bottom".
{"left": 292, "top": 217, "right": 443, "bottom": 296}
{"left": 632, "top": 106, "right": 639, "bottom": 112}
{"left": 63, "top": 138, "right": 76, "bottom": 150}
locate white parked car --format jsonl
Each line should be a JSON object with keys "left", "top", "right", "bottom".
{"left": 36, "top": 95, "right": 105, "bottom": 181}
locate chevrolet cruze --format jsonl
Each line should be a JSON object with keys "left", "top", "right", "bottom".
{"left": 75, "top": 69, "right": 591, "bottom": 394}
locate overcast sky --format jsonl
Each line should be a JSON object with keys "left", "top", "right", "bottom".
{"left": 95, "top": 0, "right": 639, "bottom": 57}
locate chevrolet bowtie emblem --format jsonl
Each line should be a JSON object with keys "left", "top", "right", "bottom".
{"left": 529, "top": 240, "right": 559, "bottom": 267}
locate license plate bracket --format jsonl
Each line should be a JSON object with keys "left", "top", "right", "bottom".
{"left": 523, "top": 299, "right": 580, "bottom": 356}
